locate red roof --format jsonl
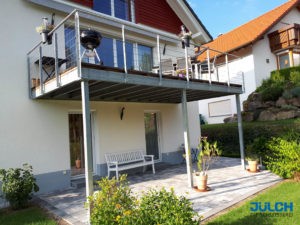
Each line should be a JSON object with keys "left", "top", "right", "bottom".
{"left": 196, "top": 0, "right": 300, "bottom": 59}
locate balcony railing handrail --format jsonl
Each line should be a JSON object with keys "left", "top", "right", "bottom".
{"left": 193, "top": 44, "right": 241, "bottom": 60}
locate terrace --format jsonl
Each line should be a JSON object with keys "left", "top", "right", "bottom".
{"left": 27, "top": 9, "right": 246, "bottom": 211}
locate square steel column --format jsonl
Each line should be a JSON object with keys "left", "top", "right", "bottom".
{"left": 181, "top": 89, "right": 193, "bottom": 188}
{"left": 235, "top": 94, "right": 245, "bottom": 169}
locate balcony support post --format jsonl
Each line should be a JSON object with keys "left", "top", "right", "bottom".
{"left": 81, "top": 79, "right": 93, "bottom": 224}
{"left": 181, "top": 89, "right": 193, "bottom": 188}
{"left": 236, "top": 94, "right": 245, "bottom": 170}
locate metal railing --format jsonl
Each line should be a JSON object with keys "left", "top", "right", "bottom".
{"left": 27, "top": 9, "right": 245, "bottom": 98}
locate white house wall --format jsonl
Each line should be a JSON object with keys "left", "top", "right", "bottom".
{"left": 198, "top": 54, "right": 256, "bottom": 124}
{"left": 0, "top": 1, "right": 200, "bottom": 193}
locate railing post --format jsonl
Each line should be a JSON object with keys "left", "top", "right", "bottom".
{"left": 122, "top": 25, "right": 128, "bottom": 75}
{"left": 207, "top": 48, "right": 211, "bottom": 84}
{"left": 39, "top": 46, "right": 44, "bottom": 94}
{"left": 75, "top": 11, "right": 82, "bottom": 78}
{"left": 194, "top": 62, "right": 199, "bottom": 79}
{"left": 226, "top": 54, "right": 230, "bottom": 86}
{"left": 242, "top": 71, "right": 245, "bottom": 93}
{"left": 184, "top": 45, "right": 189, "bottom": 82}
{"left": 54, "top": 33, "right": 60, "bottom": 87}
{"left": 157, "top": 35, "right": 162, "bottom": 82}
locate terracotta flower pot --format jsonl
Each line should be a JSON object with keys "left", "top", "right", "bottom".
{"left": 248, "top": 160, "right": 258, "bottom": 172}
{"left": 195, "top": 174, "right": 208, "bottom": 190}
{"left": 75, "top": 159, "right": 81, "bottom": 169}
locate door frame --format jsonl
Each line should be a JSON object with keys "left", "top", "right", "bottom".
{"left": 68, "top": 110, "right": 97, "bottom": 179}
{"left": 144, "top": 110, "right": 162, "bottom": 162}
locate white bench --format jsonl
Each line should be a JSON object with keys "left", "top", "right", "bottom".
{"left": 105, "top": 151, "right": 155, "bottom": 179}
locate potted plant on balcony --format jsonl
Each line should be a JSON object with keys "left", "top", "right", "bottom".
{"left": 36, "top": 14, "right": 55, "bottom": 44}
{"left": 194, "top": 137, "right": 221, "bottom": 191}
{"left": 245, "top": 143, "right": 259, "bottom": 172}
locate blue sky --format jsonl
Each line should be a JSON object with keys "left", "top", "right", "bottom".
{"left": 188, "top": 0, "right": 288, "bottom": 38}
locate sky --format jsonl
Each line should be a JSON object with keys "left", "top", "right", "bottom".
{"left": 188, "top": 0, "right": 288, "bottom": 39}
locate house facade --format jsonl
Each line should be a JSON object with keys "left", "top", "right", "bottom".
{"left": 0, "top": 0, "right": 244, "bottom": 194}
{"left": 196, "top": 0, "right": 300, "bottom": 124}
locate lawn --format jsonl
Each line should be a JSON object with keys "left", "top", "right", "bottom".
{"left": 0, "top": 206, "right": 57, "bottom": 225}
{"left": 204, "top": 180, "right": 300, "bottom": 225}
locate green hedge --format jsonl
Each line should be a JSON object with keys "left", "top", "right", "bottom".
{"left": 201, "top": 119, "right": 300, "bottom": 158}
{"left": 270, "top": 66, "right": 300, "bottom": 80}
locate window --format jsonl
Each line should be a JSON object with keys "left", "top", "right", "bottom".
{"left": 208, "top": 99, "right": 232, "bottom": 117}
{"left": 278, "top": 54, "right": 290, "bottom": 69}
{"left": 96, "top": 37, "right": 114, "bottom": 67}
{"left": 293, "top": 52, "right": 300, "bottom": 66}
{"left": 93, "top": 0, "right": 111, "bottom": 16}
{"left": 93, "top": 0, "right": 133, "bottom": 22}
{"left": 64, "top": 27, "right": 152, "bottom": 71}
{"left": 116, "top": 40, "right": 134, "bottom": 69}
{"left": 138, "top": 45, "right": 153, "bottom": 72}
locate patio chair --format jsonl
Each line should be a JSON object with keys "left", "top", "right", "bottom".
{"left": 160, "top": 58, "right": 175, "bottom": 76}
{"left": 176, "top": 57, "right": 193, "bottom": 78}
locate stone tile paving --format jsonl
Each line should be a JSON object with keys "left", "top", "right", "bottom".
{"left": 38, "top": 157, "right": 282, "bottom": 224}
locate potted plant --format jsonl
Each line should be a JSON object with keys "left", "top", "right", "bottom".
{"left": 245, "top": 143, "right": 259, "bottom": 172}
{"left": 195, "top": 137, "right": 221, "bottom": 191}
{"left": 36, "top": 15, "right": 55, "bottom": 44}
{"left": 75, "top": 157, "right": 81, "bottom": 169}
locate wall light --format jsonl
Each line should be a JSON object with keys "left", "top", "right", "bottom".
{"left": 120, "top": 107, "right": 125, "bottom": 120}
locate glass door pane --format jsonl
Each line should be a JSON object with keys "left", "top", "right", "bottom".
{"left": 69, "top": 114, "right": 85, "bottom": 176}
{"left": 144, "top": 112, "right": 160, "bottom": 160}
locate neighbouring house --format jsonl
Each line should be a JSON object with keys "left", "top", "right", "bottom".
{"left": 0, "top": 0, "right": 244, "bottom": 194}
{"left": 196, "top": 0, "right": 300, "bottom": 124}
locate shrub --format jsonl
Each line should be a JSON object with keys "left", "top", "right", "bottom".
{"left": 0, "top": 164, "right": 39, "bottom": 209}
{"left": 290, "top": 71, "right": 300, "bottom": 86}
{"left": 260, "top": 84, "right": 283, "bottom": 102}
{"left": 88, "top": 175, "right": 138, "bottom": 225}
{"left": 139, "top": 188, "right": 200, "bottom": 225}
{"left": 265, "top": 132, "right": 300, "bottom": 178}
{"left": 290, "top": 86, "right": 300, "bottom": 97}
{"left": 89, "top": 175, "right": 201, "bottom": 225}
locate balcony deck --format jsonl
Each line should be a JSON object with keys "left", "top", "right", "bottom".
{"left": 31, "top": 62, "right": 243, "bottom": 103}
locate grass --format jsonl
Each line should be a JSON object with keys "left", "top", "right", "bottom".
{"left": 204, "top": 180, "right": 300, "bottom": 225}
{"left": 0, "top": 206, "right": 57, "bottom": 225}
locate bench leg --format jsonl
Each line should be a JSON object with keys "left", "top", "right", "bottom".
{"left": 143, "top": 165, "right": 146, "bottom": 173}
{"left": 152, "top": 163, "right": 155, "bottom": 174}
{"left": 107, "top": 169, "right": 110, "bottom": 178}
{"left": 116, "top": 169, "right": 119, "bottom": 180}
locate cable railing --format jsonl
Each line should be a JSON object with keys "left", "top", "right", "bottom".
{"left": 27, "top": 9, "right": 244, "bottom": 98}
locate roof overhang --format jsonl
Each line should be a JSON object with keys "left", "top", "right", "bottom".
{"left": 167, "top": 0, "right": 212, "bottom": 44}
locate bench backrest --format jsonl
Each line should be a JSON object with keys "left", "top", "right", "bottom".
{"left": 105, "top": 151, "right": 144, "bottom": 165}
